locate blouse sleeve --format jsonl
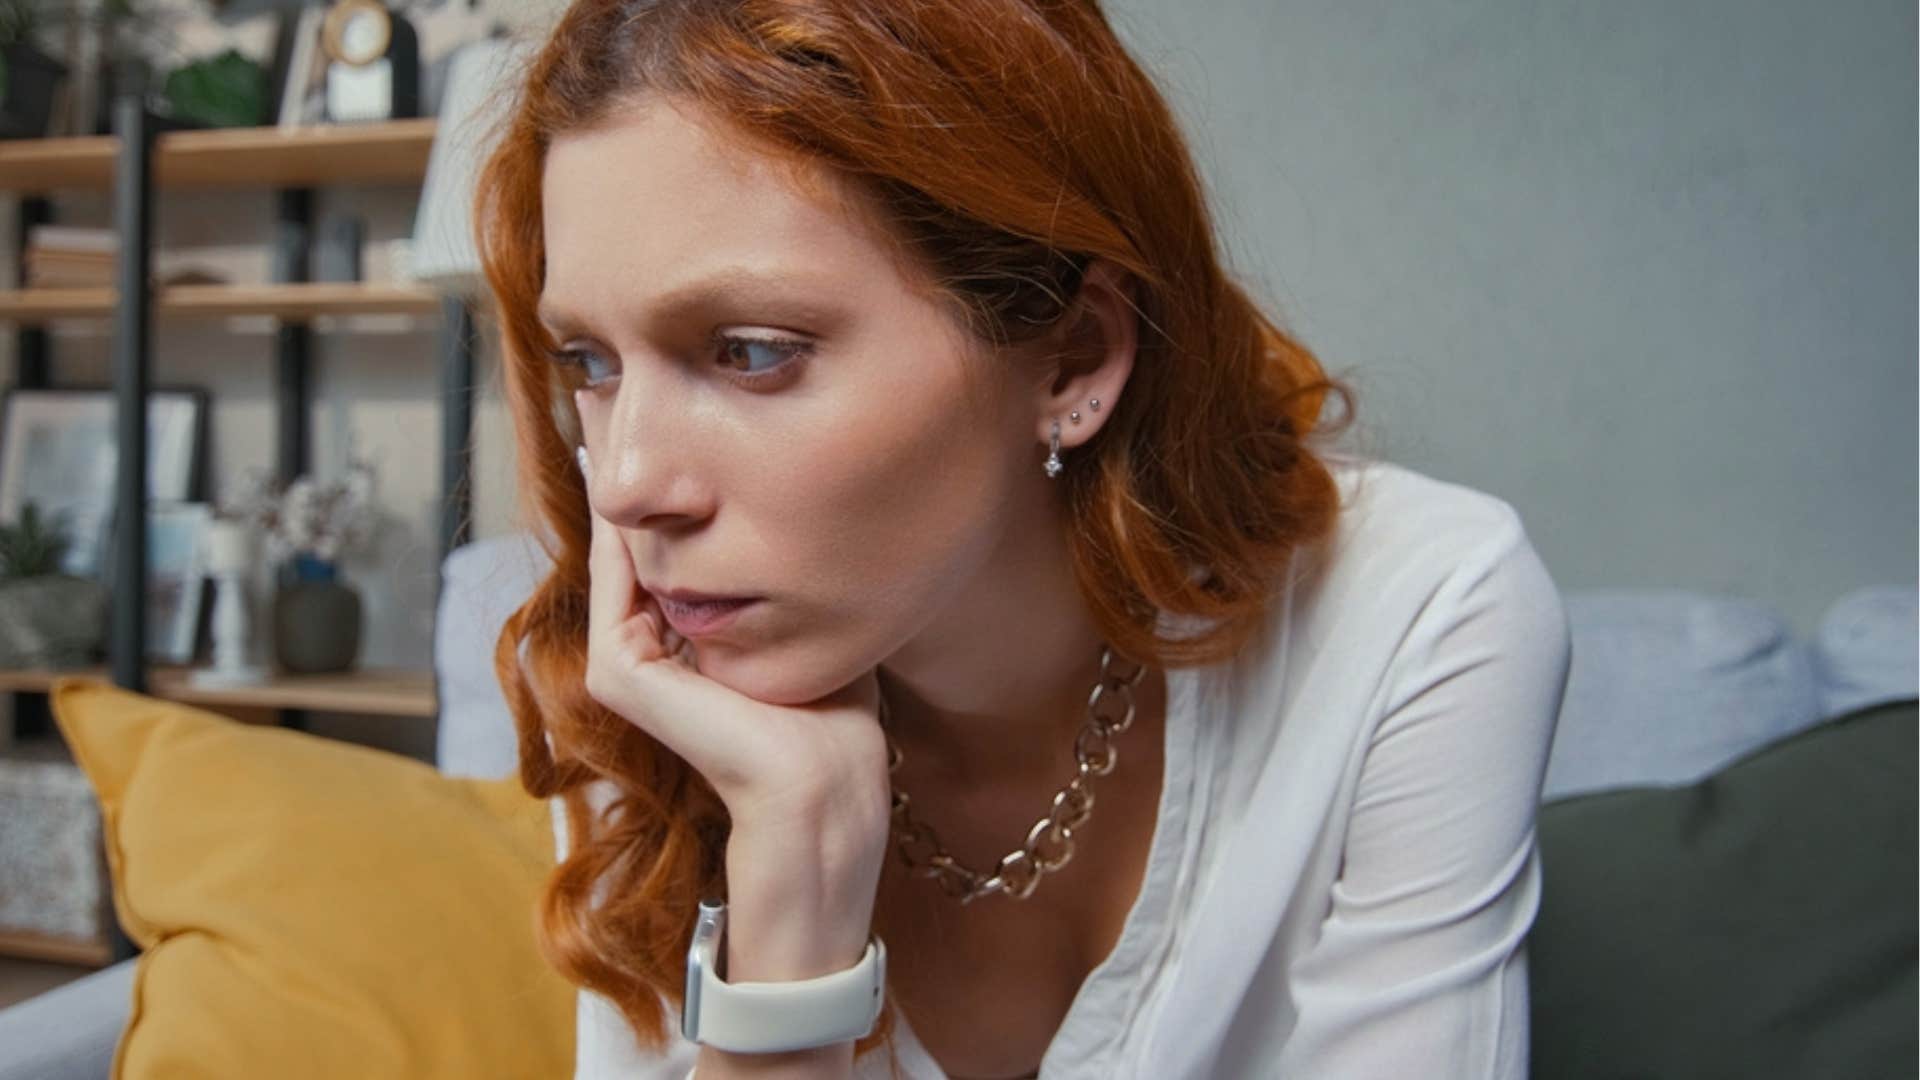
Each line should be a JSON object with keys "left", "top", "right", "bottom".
{"left": 1276, "top": 513, "right": 1573, "bottom": 1077}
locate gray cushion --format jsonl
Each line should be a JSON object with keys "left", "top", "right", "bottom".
{"left": 0, "top": 958, "right": 133, "bottom": 1080}
{"left": 1814, "top": 585, "right": 1918, "bottom": 720}
{"left": 1544, "top": 590, "right": 1820, "bottom": 799}
{"left": 432, "top": 532, "right": 552, "bottom": 779}
{"left": 1531, "top": 697, "right": 1918, "bottom": 1080}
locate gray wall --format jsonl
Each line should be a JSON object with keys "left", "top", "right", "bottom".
{"left": 1107, "top": 0, "right": 1917, "bottom": 633}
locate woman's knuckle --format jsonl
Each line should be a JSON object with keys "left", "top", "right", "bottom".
{"left": 581, "top": 664, "right": 615, "bottom": 708}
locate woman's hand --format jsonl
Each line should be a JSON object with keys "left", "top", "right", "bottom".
{"left": 577, "top": 446, "right": 891, "bottom": 990}
{"left": 582, "top": 486, "right": 890, "bottom": 834}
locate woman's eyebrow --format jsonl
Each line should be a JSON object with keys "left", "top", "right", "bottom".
{"left": 536, "top": 265, "right": 840, "bottom": 335}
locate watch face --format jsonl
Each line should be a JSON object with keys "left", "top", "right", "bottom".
{"left": 323, "top": 0, "right": 392, "bottom": 66}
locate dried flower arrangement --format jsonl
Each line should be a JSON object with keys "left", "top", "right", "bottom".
{"left": 229, "top": 458, "right": 377, "bottom": 575}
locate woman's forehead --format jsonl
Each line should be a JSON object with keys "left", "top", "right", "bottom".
{"left": 540, "top": 100, "right": 933, "bottom": 324}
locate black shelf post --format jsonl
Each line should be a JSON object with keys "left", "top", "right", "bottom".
{"left": 13, "top": 196, "right": 50, "bottom": 387}
{"left": 108, "top": 95, "right": 154, "bottom": 697}
{"left": 272, "top": 189, "right": 312, "bottom": 489}
{"left": 272, "top": 188, "right": 313, "bottom": 734}
{"left": 8, "top": 195, "right": 54, "bottom": 740}
{"left": 102, "top": 92, "right": 160, "bottom": 966}
{"left": 439, "top": 296, "right": 474, "bottom": 559}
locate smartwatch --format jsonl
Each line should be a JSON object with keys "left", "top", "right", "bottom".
{"left": 682, "top": 898, "right": 887, "bottom": 1053}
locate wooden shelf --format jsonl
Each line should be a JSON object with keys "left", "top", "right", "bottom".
{"left": 0, "top": 667, "right": 436, "bottom": 718}
{"left": 0, "top": 282, "right": 443, "bottom": 323}
{"left": 0, "top": 119, "right": 437, "bottom": 193}
{"left": 0, "top": 928, "right": 114, "bottom": 968}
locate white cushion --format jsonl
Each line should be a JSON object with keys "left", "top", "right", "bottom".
{"left": 0, "top": 959, "right": 133, "bottom": 1080}
{"left": 1813, "top": 585, "right": 1918, "bottom": 719}
{"left": 433, "top": 533, "right": 552, "bottom": 779}
{"left": 1543, "top": 590, "right": 1820, "bottom": 800}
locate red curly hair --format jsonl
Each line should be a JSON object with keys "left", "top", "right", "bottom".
{"left": 476, "top": 0, "right": 1357, "bottom": 1063}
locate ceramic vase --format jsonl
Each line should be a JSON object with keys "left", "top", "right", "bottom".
{"left": 272, "top": 555, "right": 362, "bottom": 674}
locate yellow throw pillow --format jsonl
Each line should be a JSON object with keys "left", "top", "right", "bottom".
{"left": 51, "top": 678, "right": 574, "bottom": 1079}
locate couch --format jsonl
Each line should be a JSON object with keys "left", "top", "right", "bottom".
{"left": 0, "top": 532, "right": 1910, "bottom": 1079}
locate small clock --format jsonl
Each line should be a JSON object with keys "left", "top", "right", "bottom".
{"left": 320, "top": 0, "right": 419, "bottom": 123}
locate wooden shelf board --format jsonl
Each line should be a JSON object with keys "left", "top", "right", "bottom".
{"left": 0, "top": 928, "right": 114, "bottom": 968}
{"left": 0, "top": 119, "right": 437, "bottom": 193}
{"left": 0, "top": 282, "right": 443, "bottom": 322}
{"left": 0, "top": 667, "right": 436, "bottom": 718}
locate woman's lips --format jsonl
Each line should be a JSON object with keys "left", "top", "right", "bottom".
{"left": 654, "top": 593, "right": 758, "bottom": 637}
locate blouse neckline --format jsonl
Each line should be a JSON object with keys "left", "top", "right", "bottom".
{"left": 881, "top": 659, "right": 1207, "bottom": 1078}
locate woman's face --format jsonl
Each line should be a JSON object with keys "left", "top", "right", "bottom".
{"left": 540, "top": 98, "right": 1046, "bottom": 706}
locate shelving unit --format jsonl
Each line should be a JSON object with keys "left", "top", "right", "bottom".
{"left": 0, "top": 281, "right": 442, "bottom": 321}
{"left": 0, "top": 667, "right": 435, "bottom": 718}
{"left": 0, "top": 103, "right": 475, "bottom": 963}
{"left": 0, "top": 117, "right": 436, "bottom": 192}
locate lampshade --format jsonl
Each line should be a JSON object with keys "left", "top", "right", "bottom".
{"left": 203, "top": 518, "right": 255, "bottom": 577}
{"left": 407, "top": 36, "right": 534, "bottom": 296}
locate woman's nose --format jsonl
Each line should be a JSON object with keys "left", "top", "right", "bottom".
{"left": 582, "top": 380, "right": 713, "bottom": 530}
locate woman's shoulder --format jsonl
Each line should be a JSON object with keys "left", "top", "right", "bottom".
{"left": 1270, "top": 454, "right": 1560, "bottom": 651}
{"left": 1321, "top": 453, "right": 1533, "bottom": 565}
{"left": 1291, "top": 454, "right": 1544, "bottom": 604}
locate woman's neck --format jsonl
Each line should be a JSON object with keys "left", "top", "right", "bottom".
{"left": 876, "top": 510, "right": 1128, "bottom": 791}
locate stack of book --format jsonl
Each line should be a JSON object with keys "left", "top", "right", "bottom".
{"left": 24, "top": 226, "right": 116, "bottom": 288}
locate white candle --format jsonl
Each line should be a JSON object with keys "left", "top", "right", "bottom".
{"left": 204, "top": 519, "right": 255, "bottom": 576}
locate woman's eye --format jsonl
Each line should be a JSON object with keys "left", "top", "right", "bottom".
{"left": 718, "top": 335, "right": 798, "bottom": 373}
{"left": 714, "top": 332, "right": 810, "bottom": 385}
{"left": 549, "top": 346, "right": 618, "bottom": 388}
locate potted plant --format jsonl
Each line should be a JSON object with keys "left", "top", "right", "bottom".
{"left": 0, "top": 0, "right": 68, "bottom": 139}
{"left": 9, "top": 0, "right": 184, "bottom": 136}
{"left": 232, "top": 459, "right": 377, "bottom": 675}
{"left": 0, "top": 501, "right": 107, "bottom": 668}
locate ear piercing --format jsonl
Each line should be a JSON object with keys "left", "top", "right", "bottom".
{"left": 1046, "top": 399, "right": 1104, "bottom": 477}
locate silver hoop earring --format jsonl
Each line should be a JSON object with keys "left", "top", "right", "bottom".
{"left": 1044, "top": 419, "right": 1063, "bottom": 479}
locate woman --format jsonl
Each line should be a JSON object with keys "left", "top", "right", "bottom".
{"left": 477, "top": 2, "right": 1572, "bottom": 1078}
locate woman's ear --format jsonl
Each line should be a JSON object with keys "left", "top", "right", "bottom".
{"left": 1036, "top": 258, "right": 1141, "bottom": 450}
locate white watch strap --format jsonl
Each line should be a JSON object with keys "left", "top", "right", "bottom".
{"left": 684, "top": 900, "right": 887, "bottom": 1054}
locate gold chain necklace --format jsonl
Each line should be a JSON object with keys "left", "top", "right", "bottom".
{"left": 879, "top": 647, "right": 1149, "bottom": 904}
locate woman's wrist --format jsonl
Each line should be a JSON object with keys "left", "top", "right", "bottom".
{"left": 690, "top": 820, "right": 881, "bottom": 1080}
{"left": 721, "top": 816, "right": 886, "bottom": 983}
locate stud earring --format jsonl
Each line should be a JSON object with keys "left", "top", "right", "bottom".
{"left": 1089, "top": 398, "right": 1101, "bottom": 412}
{"left": 1044, "top": 419, "right": 1063, "bottom": 479}
{"left": 1069, "top": 409, "right": 1082, "bottom": 425}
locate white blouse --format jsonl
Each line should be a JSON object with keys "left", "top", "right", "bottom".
{"left": 561, "top": 455, "right": 1574, "bottom": 1079}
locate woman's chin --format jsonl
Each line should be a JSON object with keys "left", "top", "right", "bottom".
{"left": 692, "top": 643, "right": 865, "bottom": 708}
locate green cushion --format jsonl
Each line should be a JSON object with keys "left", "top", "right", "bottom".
{"left": 1531, "top": 698, "right": 1917, "bottom": 1080}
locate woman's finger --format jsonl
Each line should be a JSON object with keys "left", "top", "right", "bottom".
{"left": 580, "top": 446, "right": 695, "bottom": 671}
{"left": 582, "top": 453, "right": 665, "bottom": 662}
{"left": 579, "top": 445, "right": 706, "bottom": 729}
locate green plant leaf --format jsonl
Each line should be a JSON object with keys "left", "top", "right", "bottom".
{"left": 0, "top": 499, "right": 73, "bottom": 579}
{"left": 163, "top": 47, "right": 268, "bottom": 129}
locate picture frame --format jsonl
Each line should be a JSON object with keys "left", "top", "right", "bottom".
{"left": 276, "top": 4, "right": 330, "bottom": 129}
{"left": 0, "top": 388, "right": 208, "bottom": 580}
{"left": 144, "top": 502, "right": 213, "bottom": 665}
